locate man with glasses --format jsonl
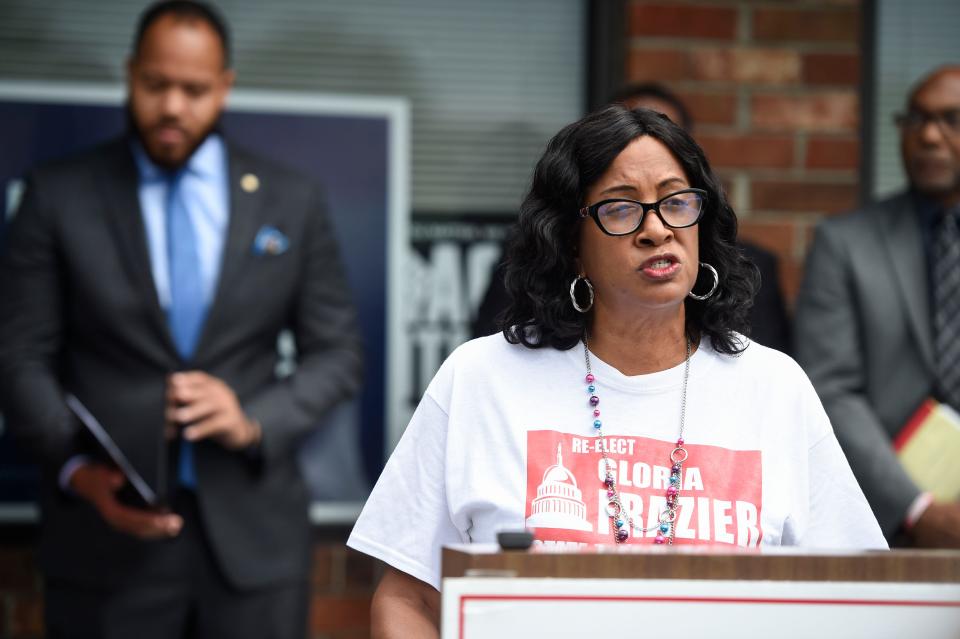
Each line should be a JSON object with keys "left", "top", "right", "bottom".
{"left": 795, "top": 65, "right": 960, "bottom": 548}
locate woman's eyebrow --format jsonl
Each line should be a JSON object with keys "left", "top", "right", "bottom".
{"left": 657, "top": 176, "right": 687, "bottom": 189}
{"left": 597, "top": 184, "right": 637, "bottom": 197}
{"left": 598, "top": 177, "right": 688, "bottom": 198}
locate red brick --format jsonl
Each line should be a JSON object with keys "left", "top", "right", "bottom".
{"left": 802, "top": 53, "right": 861, "bottom": 85}
{"left": 675, "top": 89, "right": 738, "bottom": 126}
{"left": 718, "top": 174, "right": 735, "bottom": 202}
{"left": 0, "top": 549, "right": 38, "bottom": 589}
{"left": 738, "top": 219, "right": 795, "bottom": 260}
{"left": 751, "top": 92, "right": 858, "bottom": 131}
{"left": 312, "top": 545, "right": 336, "bottom": 591}
{"left": 751, "top": 180, "right": 858, "bottom": 214}
{"left": 689, "top": 48, "right": 801, "bottom": 85}
{"left": 697, "top": 134, "right": 795, "bottom": 169}
{"left": 9, "top": 593, "right": 44, "bottom": 638}
{"left": 629, "top": 3, "right": 737, "bottom": 40}
{"left": 627, "top": 48, "right": 690, "bottom": 82}
{"left": 805, "top": 136, "right": 860, "bottom": 170}
{"left": 780, "top": 257, "right": 804, "bottom": 309}
{"left": 310, "top": 595, "right": 371, "bottom": 633}
{"left": 753, "top": 7, "right": 860, "bottom": 43}
{"left": 802, "top": 220, "right": 817, "bottom": 252}
{"left": 344, "top": 549, "right": 378, "bottom": 592}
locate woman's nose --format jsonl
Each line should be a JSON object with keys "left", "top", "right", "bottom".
{"left": 634, "top": 209, "right": 673, "bottom": 246}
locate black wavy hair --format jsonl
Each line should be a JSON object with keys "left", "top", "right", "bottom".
{"left": 501, "top": 104, "right": 757, "bottom": 355}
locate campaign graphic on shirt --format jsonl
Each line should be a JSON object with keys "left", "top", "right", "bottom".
{"left": 524, "top": 430, "right": 763, "bottom": 547}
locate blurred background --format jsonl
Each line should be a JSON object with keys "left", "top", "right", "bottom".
{"left": 0, "top": 0, "right": 958, "bottom": 637}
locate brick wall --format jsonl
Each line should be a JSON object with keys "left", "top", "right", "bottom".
{"left": 0, "top": 546, "right": 42, "bottom": 639}
{"left": 309, "top": 542, "right": 380, "bottom": 639}
{"left": 626, "top": 0, "right": 863, "bottom": 306}
{"left": 0, "top": 536, "right": 380, "bottom": 639}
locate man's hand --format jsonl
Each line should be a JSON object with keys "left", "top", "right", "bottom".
{"left": 69, "top": 463, "right": 182, "bottom": 539}
{"left": 910, "top": 501, "right": 960, "bottom": 548}
{"left": 166, "top": 371, "right": 261, "bottom": 450}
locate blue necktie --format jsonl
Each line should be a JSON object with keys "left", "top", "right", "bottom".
{"left": 166, "top": 170, "right": 207, "bottom": 489}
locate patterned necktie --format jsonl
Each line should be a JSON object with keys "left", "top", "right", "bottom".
{"left": 933, "top": 204, "right": 960, "bottom": 410}
{"left": 166, "top": 170, "right": 208, "bottom": 488}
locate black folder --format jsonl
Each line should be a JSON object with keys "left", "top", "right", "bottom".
{"left": 65, "top": 393, "right": 162, "bottom": 507}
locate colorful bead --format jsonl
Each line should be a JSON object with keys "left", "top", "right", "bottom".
{"left": 582, "top": 338, "right": 693, "bottom": 548}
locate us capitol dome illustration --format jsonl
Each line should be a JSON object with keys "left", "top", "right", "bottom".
{"left": 525, "top": 443, "right": 593, "bottom": 532}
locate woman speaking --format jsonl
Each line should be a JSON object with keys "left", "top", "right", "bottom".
{"left": 348, "top": 105, "right": 886, "bottom": 636}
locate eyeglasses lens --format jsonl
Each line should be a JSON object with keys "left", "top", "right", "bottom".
{"left": 660, "top": 192, "right": 703, "bottom": 226}
{"left": 597, "top": 192, "right": 703, "bottom": 234}
{"left": 597, "top": 202, "right": 641, "bottom": 234}
{"left": 897, "top": 109, "right": 960, "bottom": 135}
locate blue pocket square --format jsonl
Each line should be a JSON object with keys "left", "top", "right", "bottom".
{"left": 253, "top": 225, "right": 289, "bottom": 256}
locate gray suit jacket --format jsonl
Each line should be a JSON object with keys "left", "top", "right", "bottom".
{"left": 794, "top": 192, "right": 932, "bottom": 540}
{"left": 0, "top": 137, "right": 363, "bottom": 588}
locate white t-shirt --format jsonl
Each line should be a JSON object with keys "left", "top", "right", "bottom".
{"left": 348, "top": 335, "right": 887, "bottom": 590}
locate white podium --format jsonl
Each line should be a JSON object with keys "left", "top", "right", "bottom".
{"left": 441, "top": 545, "right": 960, "bottom": 638}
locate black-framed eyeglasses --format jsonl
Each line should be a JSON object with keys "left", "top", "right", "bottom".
{"left": 578, "top": 188, "right": 708, "bottom": 236}
{"left": 894, "top": 109, "right": 960, "bottom": 136}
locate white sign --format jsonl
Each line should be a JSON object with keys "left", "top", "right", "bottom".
{"left": 442, "top": 576, "right": 960, "bottom": 638}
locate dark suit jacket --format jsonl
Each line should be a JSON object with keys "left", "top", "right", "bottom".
{"left": 794, "top": 192, "right": 930, "bottom": 540}
{"left": 741, "top": 241, "right": 791, "bottom": 354}
{"left": 0, "top": 137, "right": 363, "bottom": 589}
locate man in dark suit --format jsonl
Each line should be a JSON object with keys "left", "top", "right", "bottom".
{"left": 795, "top": 65, "right": 960, "bottom": 547}
{"left": 0, "top": 2, "right": 362, "bottom": 637}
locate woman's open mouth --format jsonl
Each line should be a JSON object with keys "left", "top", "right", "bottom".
{"left": 639, "top": 254, "right": 681, "bottom": 279}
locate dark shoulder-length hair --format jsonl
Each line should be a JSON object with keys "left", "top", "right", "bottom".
{"left": 500, "top": 104, "right": 757, "bottom": 355}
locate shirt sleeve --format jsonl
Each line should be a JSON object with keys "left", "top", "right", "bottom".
{"left": 794, "top": 432, "right": 888, "bottom": 550}
{"left": 776, "top": 361, "right": 887, "bottom": 550}
{"left": 347, "top": 392, "right": 465, "bottom": 591}
{"left": 58, "top": 455, "right": 91, "bottom": 493}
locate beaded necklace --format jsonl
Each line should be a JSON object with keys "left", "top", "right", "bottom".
{"left": 583, "top": 336, "right": 691, "bottom": 545}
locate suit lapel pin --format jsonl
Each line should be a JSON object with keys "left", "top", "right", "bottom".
{"left": 253, "top": 225, "right": 289, "bottom": 256}
{"left": 240, "top": 173, "right": 260, "bottom": 193}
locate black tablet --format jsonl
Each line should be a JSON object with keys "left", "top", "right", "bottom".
{"left": 65, "top": 394, "right": 159, "bottom": 507}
